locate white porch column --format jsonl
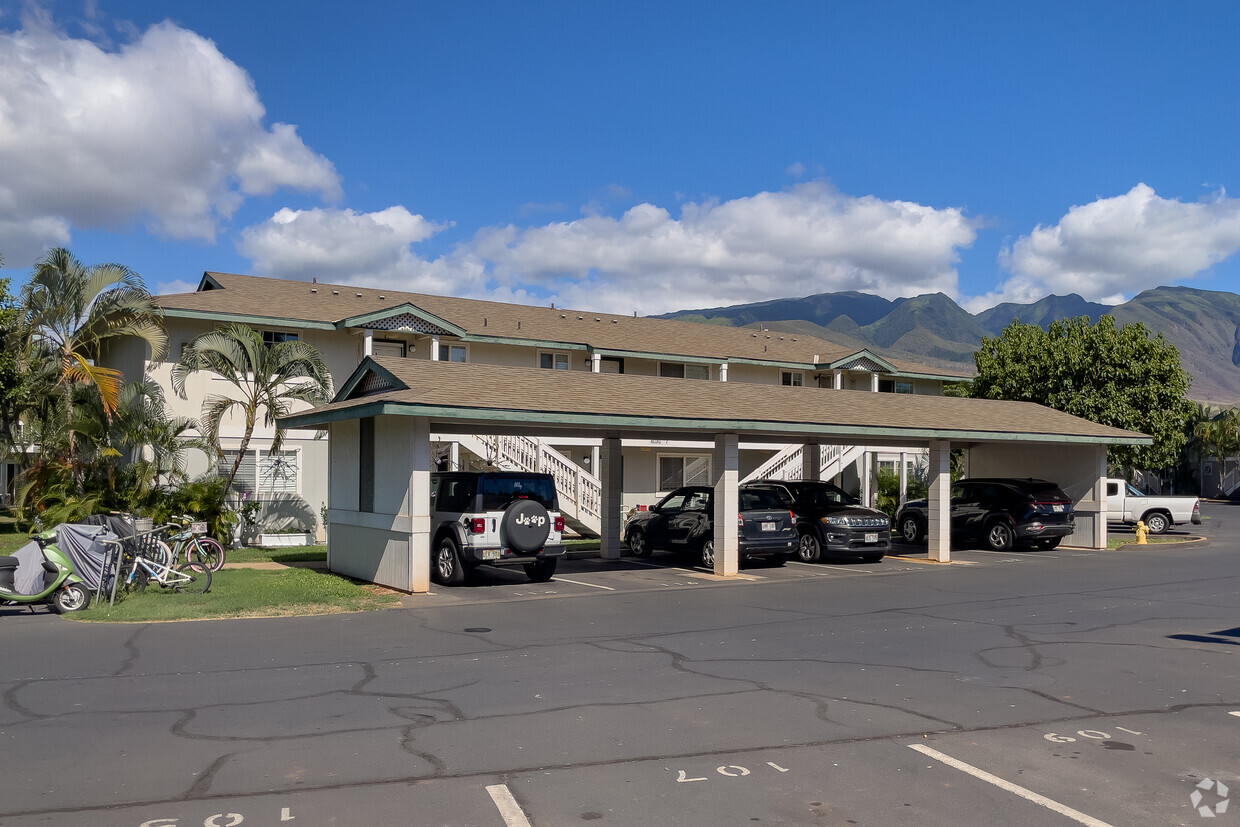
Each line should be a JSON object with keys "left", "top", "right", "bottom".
{"left": 712, "top": 433, "right": 740, "bottom": 576}
{"left": 363, "top": 329, "right": 374, "bottom": 358}
{"left": 898, "top": 451, "right": 909, "bottom": 508}
{"left": 861, "top": 451, "right": 874, "bottom": 507}
{"left": 720, "top": 362, "right": 729, "bottom": 382}
{"left": 801, "top": 443, "right": 819, "bottom": 481}
{"left": 430, "top": 335, "right": 440, "bottom": 361}
{"left": 409, "top": 416, "right": 432, "bottom": 593}
{"left": 449, "top": 441, "right": 460, "bottom": 472}
{"left": 600, "top": 436, "right": 624, "bottom": 560}
{"left": 927, "top": 440, "right": 951, "bottom": 563}
{"left": 1093, "top": 448, "right": 1108, "bottom": 550}
{"left": 591, "top": 353, "right": 601, "bottom": 372}
{"left": 870, "top": 372, "right": 880, "bottom": 392}
{"left": 833, "top": 369, "right": 843, "bottom": 389}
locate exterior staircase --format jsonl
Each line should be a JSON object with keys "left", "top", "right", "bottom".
{"left": 742, "top": 443, "right": 868, "bottom": 484}
{"left": 439, "top": 434, "right": 602, "bottom": 537}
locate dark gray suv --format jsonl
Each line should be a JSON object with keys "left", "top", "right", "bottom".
{"left": 430, "top": 471, "right": 566, "bottom": 586}
{"left": 743, "top": 479, "right": 890, "bottom": 563}
{"left": 896, "top": 478, "right": 1074, "bottom": 551}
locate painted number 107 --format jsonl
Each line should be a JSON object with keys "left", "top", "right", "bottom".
{"left": 675, "top": 762, "right": 790, "bottom": 782}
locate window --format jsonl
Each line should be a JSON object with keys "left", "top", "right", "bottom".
{"left": 539, "top": 352, "right": 570, "bottom": 370}
{"left": 438, "top": 343, "right": 467, "bottom": 362}
{"left": 218, "top": 450, "right": 257, "bottom": 495}
{"left": 373, "top": 340, "right": 406, "bottom": 358}
{"left": 599, "top": 356, "right": 624, "bottom": 374}
{"left": 781, "top": 371, "right": 803, "bottom": 387}
{"left": 219, "top": 449, "right": 299, "bottom": 495}
{"left": 263, "top": 330, "right": 298, "bottom": 347}
{"left": 895, "top": 381, "right": 914, "bottom": 394}
{"left": 659, "top": 362, "right": 710, "bottom": 380}
{"left": 659, "top": 455, "right": 711, "bottom": 490}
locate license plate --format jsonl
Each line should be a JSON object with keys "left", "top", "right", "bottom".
{"left": 1052, "top": 505, "right": 1064, "bottom": 512}
{"left": 864, "top": 533, "right": 878, "bottom": 544}
{"left": 761, "top": 521, "right": 777, "bottom": 532}
{"left": 482, "top": 549, "right": 502, "bottom": 560}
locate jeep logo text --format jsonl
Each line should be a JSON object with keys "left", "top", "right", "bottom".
{"left": 516, "top": 514, "right": 548, "bottom": 527}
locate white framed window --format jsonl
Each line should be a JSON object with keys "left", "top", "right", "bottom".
{"left": 895, "top": 381, "right": 914, "bottom": 394}
{"left": 658, "top": 454, "right": 712, "bottom": 490}
{"left": 218, "top": 448, "right": 300, "bottom": 495}
{"left": 781, "top": 371, "right": 804, "bottom": 387}
{"left": 438, "top": 343, "right": 468, "bottom": 362}
{"left": 373, "top": 339, "right": 406, "bottom": 358}
{"left": 659, "top": 362, "right": 710, "bottom": 381}
{"left": 539, "top": 351, "right": 571, "bottom": 370}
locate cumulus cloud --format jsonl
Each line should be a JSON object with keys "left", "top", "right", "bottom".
{"left": 971, "top": 183, "right": 1240, "bottom": 311}
{"left": 236, "top": 182, "right": 978, "bottom": 315}
{"left": 0, "top": 11, "right": 341, "bottom": 265}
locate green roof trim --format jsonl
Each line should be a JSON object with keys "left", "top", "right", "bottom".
{"left": 464, "top": 335, "right": 591, "bottom": 351}
{"left": 160, "top": 307, "right": 337, "bottom": 330}
{"left": 333, "top": 358, "right": 410, "bottom": 402}
{"left": 590, "top": 348, "right": 725, "bottom": 365}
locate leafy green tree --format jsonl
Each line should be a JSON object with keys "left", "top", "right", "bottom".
{"left": 171, "top": 323, "right": 333, "bottom": 495}
{"left": 0, "top": 255, "right": 25, "bottom": 444}
{"left": 970, "top": 315, "right": 1194, "bottom": 473}
{"left": 18, "top": 248, "right": 167, "bottom": 486}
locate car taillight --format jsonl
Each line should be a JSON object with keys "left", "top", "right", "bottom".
{"left": 738, "top": 513, "right": 744, "bottom": 527}
{"left": 554, "top": 516, "right": 564, "bottom": 532}
{"left": 469, "top": 518, "right": 486, "bottom": 534}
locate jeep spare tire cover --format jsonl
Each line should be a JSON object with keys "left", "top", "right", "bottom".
{"left": 502, "top": 499, "right": 552, "bottom": 552}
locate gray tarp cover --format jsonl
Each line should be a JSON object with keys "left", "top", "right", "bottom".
{"left": 54, "top": 524, "right": 118, "bottom": 590}
{"left": 9, "top": 542, "right": 46, "bottom": 595}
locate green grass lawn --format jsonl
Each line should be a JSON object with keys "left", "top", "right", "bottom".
{"left": 73, "top": 567, "right": 399, "bottom": 622}
{"left": 226, "top": 544, "right": 327, "bottom": 563}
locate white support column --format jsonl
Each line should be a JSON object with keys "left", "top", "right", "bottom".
{"left": 430, "top": 335, "right": 440, "bottom": 361}
{"left": 1094, "top": 448, "right": 1108, "bottom": 550}
{"left": 800, "top": 443, "right": 819, "bottom": 481}
{"left": 600, "top": 436, "right": 624, "bottom": 560}
{"left": 590, "top": 446, "right": 600, "bottom": 474}
{"left": 927, "top": 440, "right": 951, "bottom": 563}
{"left": 712, "top": 433, "right": 740, "bottom": 576}
{"left": 409, "top": 416, "right": 432, "bottom": 593}
{"left": 833, "top": 369, "right": 843, "bottom": 390}
{"left": 449, "top": 441, "right": 460, "bottom": 472}
{"left": 720, "top": 362, "right": 729, "bottom": 382}
{"left": 870, "top": 372, "right": 880, "bottom": 392}
{"left": 861, "top": 451, "right": 874, "bottom": 507}
{"left": 363, "top": 328, "right": 373, "bottom": 358}
{"left": 898, "top": 451, "right": 909, "bottom": 508}
{"left": 591, "top": 353, "right": 601, "bottom": 372}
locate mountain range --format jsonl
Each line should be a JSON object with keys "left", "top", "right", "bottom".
{"left": 657, "top": 286, "right": 1240, "bottom": 405}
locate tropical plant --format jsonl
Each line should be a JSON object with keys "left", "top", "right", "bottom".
{"left": 171, "top": 323, "right": 333, "bottom": 495}
{"left": 18, "top": 248, "right": 167, "bottom": 488}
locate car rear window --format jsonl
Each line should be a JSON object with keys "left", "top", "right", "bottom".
{"left": 740, "top": 489, "right": 786, "bottom": 511}
{"left": 479, "top": 476, "right": 558, "bottom": 509}
{"left": 790, "top": 482, "right": 858, "bottom": 508}
{"left": 1024, "top": 482, "right": 1070, "bottom": 501}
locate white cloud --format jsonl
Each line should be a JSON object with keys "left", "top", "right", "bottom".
{"left": 972, "top": 183, "right": 1240, "bottom": 311}
{"left": 0, "top": 11, "right": 341, "bottom": 265}
{"left": 235, "top": 182, "right": 979, "bottom": 316}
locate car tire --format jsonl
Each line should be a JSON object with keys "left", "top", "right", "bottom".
{"left": 797, "top": 532, "right": 822, "bottom": 563}
{"left": 985, "top": 520, "right": 1015, "bottom": 551}
{"left": 700, "top": 539, "right": 715, "bottom": 569}
{"left": 502, "top": 500, "right": 552, "bottom": 552}
{"left": 524, "top": 558, "right": 557, "bottom": 582}
{"left": 1144, "top": 512, "right": 1170, "bottom": 535}
{"left": 627, "top": 529, "right": 652, "bottom": 557}
{"left": 899, "top": 515, "right": 925, "bottom": 544}
{"left": 432, "top": 536, "right": 466, "bottom": 586}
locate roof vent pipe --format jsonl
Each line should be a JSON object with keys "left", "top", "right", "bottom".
{"left": 312, "top": 277, "right": 317, "bottom": 283}
{"left": 484, "top": 317, "right": 487, "bottom": 327}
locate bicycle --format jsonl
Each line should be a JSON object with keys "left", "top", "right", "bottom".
{"left": 162, "top": 516, "right": 227, "bottom": 572}
{"left": 121, "top": 547, "right": 212, "bottom": 594}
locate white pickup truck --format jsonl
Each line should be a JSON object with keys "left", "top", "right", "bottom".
{"left": 1105, "top": 479, "right": 1201, "bottom": 534}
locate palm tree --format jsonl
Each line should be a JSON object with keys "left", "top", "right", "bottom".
{"left": 19, "top": 248, "right": 167, "bottom": 488}
{"left": 171, "top": 323, "right": 333, "bottom": 495}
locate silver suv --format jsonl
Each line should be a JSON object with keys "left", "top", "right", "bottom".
{"left": 429, "top": 471, "right": 566, "bottom": 586}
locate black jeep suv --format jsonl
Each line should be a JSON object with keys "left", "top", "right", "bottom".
{"left": 895, "top": 477, "right": 1074, "bottom": 551}
{"left": 743, "top": 479, "right": 891, "bottom": 563}
{"left": 429, "top": 471, "right": 566, "bottom": 586}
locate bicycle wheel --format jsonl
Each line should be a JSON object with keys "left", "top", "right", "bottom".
{"left": 193, "top": 537, "right": 226, "bottom": 572}
{"left": 174, "top": 561, "right": 212, "bottom": 594}
{"left": 123, "top": 563, "right": 149, "bottom": 595}
{"left": 147, "top": 539, "right": 173, "bottom": 568}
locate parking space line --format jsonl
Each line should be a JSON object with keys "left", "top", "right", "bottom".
{"left": 552, "top": 576, "right": 616, "bottom": 591}
{"left": 486, "top": 783, "right": 533, "bottom": 827}
{"left": 908, "top": 744, "right": 1113, "bottom": 827}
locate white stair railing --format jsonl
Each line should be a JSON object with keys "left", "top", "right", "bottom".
{"left": 1217, "top": 463, "right": 1240, "bottom": 497}
{"left": 742, "top": 443, "right": 850, "bottom": 483}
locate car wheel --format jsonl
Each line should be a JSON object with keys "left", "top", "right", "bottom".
{"left": 985, "top": 521, "right": 1015, "bottom": 551}
{"left": 524, "top": 558, "right": 557, "bottom": 582}
{"left": 767, "top": 553, "right": 789, "bottom": 567}
{"left": 52, "top": 582, "right": 90, "bottom": 613}
{"left": 627, "top": 529, "right": 652, "bottom": 557}
{"left": 797, "top": 532, "right": 822, "bottom": 563}
{"left": 1144, "top": 512, "right": 1170, "bottom": 535}
{"left": 899, "top": 515, "right": 925, "bottom": 543}
{"left": 700, "top": 539, "right": 715, "bottom": 569}
{"left": 433, "top": 536, "right": 466, "bottom": 586}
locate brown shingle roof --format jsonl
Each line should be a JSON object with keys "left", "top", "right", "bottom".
{"left": 158, "top": 271, "right": 971, "bottom": 379}
{"left": 282, "top": 356, "right": 1149, "bottom": 446}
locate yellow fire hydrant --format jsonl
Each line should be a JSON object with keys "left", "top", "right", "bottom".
{"left": 1135, "top": 520, "right": 1148, "bottom": 544}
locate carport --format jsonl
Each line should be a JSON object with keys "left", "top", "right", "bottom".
{"left": 281, "top": 356, "right": 1152, "bottom": 593}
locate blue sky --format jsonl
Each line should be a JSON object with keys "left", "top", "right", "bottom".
{"left": 2, "top": 0, "right": 1239, "bottom": 315}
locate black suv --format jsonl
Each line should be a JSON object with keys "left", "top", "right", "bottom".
{"left": 743, "top": 479, "right": 890, "bottom": 563}
{"left": 895, "top": 478, "right": 1074, "bottom": 551}
{"left": 429, "top": 471, "right": 566, "bottom": 586}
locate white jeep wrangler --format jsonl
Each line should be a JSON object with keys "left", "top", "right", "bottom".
{"left": 429, "top": 471, "right": 566, "bottom": 586}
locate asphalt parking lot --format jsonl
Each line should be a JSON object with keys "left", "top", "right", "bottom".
{"left": 1, "top": 503, "right": 1236, "bottom": 826}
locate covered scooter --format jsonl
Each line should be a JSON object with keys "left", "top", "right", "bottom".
{"left": 0, "top": 528, "right": 93, "bottom": 613}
